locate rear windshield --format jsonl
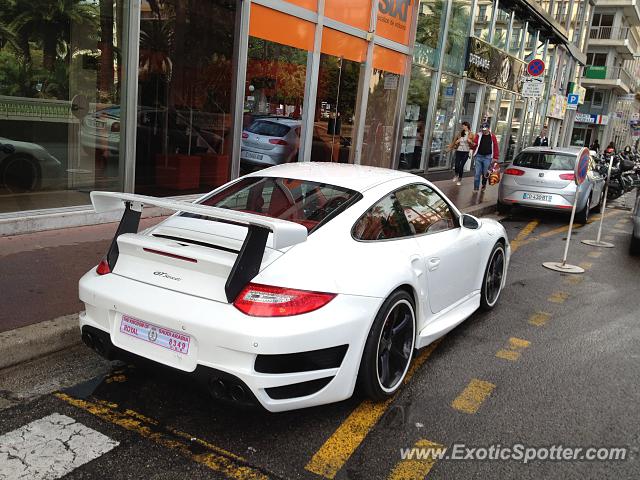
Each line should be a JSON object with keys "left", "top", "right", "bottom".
{"left": 513, "top": 152, "right": 576, "bottom": 170}
{"left": 192, "top": 177, "right": 359, "bottom": 232}
{"left": 246, "top": 121, "right": 291, "bottom": 137}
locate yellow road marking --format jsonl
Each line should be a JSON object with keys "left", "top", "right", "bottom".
{"left": 54, "top": 393, "right": 269, "bottom": 480}
{"left": 496, "top": 337, "right": 531, "bottom": 361}
{"left": 548, "top": 291, "right": 569, "bottom": 303}
{"left": 528, "top": 311, "right": 551, "bottom": 326}
{"left": 451, "top": 379, "right": 495, "bottom": 414}
{"left": 510, "top": 220, "right": 540, "bottom": 253}
{"left": 388, "top": 439, "right": 445, "bottom": 480}
{"left": 579, "top": 262, "right": 593, "bottom": 269}
{"left": 565, "top": 275, "right": 583, "bottom": 285}
{"left": 587, "top": 251, "right": 602, "bottom": 258}
{"left": 305, "top": 340, "right": 441, "bottom": 479}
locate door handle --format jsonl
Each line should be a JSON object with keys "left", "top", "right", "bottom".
{"left": 428, "top": 257, "right": 441, "bottom": 271}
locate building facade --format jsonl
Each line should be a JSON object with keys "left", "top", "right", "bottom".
{"left": 571, "top": 0, "right": 640, "bottom": 150}
{"left": 0, "top": 0, "right": 633, "bottom": 230}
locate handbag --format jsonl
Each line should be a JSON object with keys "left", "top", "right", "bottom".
{"left": 488, "top": 162, "right": 501, "bottom": 185}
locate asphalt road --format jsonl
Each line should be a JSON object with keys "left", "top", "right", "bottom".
{"left": 1, "top": 205, "right": 639, "bottom": 479}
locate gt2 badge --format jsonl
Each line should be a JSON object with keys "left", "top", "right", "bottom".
{"left": 153, "top": 271, "right": 182, "bottom": 281}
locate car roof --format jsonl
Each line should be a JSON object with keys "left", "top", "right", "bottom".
{"left": 247, "top": 162, "right": 421, "bottom": 193}
{"left": 520, "top": 146, "right": 583, "bottom": 156}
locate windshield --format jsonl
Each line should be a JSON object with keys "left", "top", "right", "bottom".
{"left": 193, "top": 177, "right": 359, "bottom": 232}
{"left": 513, "top": 152, "right": 576, "bottom": 170}
{"left": 246, "top": 121, "right": 291, "bottom": 138}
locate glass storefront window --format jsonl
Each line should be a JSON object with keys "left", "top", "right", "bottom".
{"left": 481, "top": 87, "right": 498, "bottom": 127}
{"left": 474, "top": 0, "right": 495, "bottom": 42}
{"left": 509, "top": 96, "right": 526, "bottom": 159}
{"left": 495, "top": 92, "right": 513, "bottom": 160}
{"left": 0, "top": 0, "right": 128, "bottom": 213}
{"left": 135, "top": 0, "right": 237, "bottom": 195}
{"left": 460, "top": 81, "right": 481, "bottom": 127}
{"left": 429, "top": 74, "right": 459, "bottom": 169}
{"left": 361, "top": 47, "right": 406, "bottom": 168}
{"left": 414, "top": 0, "right": 447, "bottom": 69}
{"left": 444, "top": 0, "right": 473, "bottom": 75}
{"left": 493, "top": 7, "right": 511, "bottom": 50}
{"left": 400, "top": 66, "right": 433, "bottom": 170}
{"left": 509, "top": 18, "right": 525, "bottom": 57}
{"left": 313, "top": 54, "right": 363, "bottom": 163}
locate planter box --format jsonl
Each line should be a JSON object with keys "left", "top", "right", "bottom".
{"left": 155, "top": 154, "right": 201, "bottom": 190}
{"left": 199, "top": 154, "right": 230, "bottom": 190}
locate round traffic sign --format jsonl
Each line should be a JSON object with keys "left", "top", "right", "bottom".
{"left": 527, "top": 59, "right": 545, "bottom": 77}
{"left": 575, "top": 148, "right": 590, "bottom": 185}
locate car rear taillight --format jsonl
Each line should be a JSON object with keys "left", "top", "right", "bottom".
{"left": 504, "top": 168, "right": 525, "bottom": 176}
{"left": 242, "top": 132, "right": 249, "bottom": 139}
{"left": 233, "top": 283, "right": 336, "bottom": 317}
{"left": 96, "top": 259, "right": 111, "bottom": 275}
{"left": 111, "top": 122, "right": 120, "bottom": 133}
{"left": 269, "top": 139, "right": 288, "bottom": 145}
{"left": 559, "top": 173, "right": 575, "bottom": 180}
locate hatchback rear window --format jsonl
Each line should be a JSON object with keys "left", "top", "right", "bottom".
{"left": 191, "top": 177, "right": 360, "bottom": 233}
{"left": 246, "top": 121, "right": 291, "bottom": 138}
{"left": 513, "top": 152, "right": 576, "bottom": 170}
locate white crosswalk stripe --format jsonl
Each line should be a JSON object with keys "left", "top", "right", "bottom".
{"left": 0, "top": 412, "right": 118, "bottom": 480}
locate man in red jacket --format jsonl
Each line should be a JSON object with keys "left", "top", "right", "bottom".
{"left": 473, "top": 122, "right": 500, "bottom": 192}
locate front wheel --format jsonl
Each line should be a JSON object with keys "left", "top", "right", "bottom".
{"left": 630, "top": 233, "right": 640, "bottom": 255}
{"left": 357, "top": 290, "right": 416, "bottom": 401}
{"left": 480, "top": 242, "right": 506, "bottom": 311}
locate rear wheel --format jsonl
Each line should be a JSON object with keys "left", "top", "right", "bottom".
{"left": 575, "top": 195, "right": 591, "bottom": 225}
{"left": 480, "top": 242, "right": 506, "bottom": 311}
{"left": 631, "top": 232, "right": 640, "bottom": 255}
{"left": 1, "top": 155, "right": 40, "bottom": 192}
{"left": 357, "top": 290, "right": 416, "bottom": 401}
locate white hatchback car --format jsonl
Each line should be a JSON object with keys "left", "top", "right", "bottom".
{"left": 240, "top": 117, "right": 300, "bottom": 166}
{"left": 80, "top": 163, "right": 510, "bottom": 412}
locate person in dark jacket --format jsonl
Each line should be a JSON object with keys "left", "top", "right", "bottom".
{"left": 533, "top": 126, "right": 549, "bottom": 146}
{"left": 473, "top": 122, "right": 499, "bottom": 192}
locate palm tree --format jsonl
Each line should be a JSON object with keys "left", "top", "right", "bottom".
{"left": 11, "top": 0, "right": 98, "bottom": 71}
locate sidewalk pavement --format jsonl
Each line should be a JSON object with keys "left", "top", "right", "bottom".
{"left": 0, "top": 175, "right": 498, "bottom": 369}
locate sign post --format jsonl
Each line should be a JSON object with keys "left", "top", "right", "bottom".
{"left": 543, "top": 148, "right": 590, "bottom": 274}
{"left": 582, "top": 155, "right": 615, "bottom": 248}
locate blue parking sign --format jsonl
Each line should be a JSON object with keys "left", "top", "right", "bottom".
{"left": 567, "top": 94, "right": 579, "bottom": 106}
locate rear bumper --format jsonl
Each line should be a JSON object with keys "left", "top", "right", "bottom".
{"left": 79, "top": 270, "right": 382, "bottom": 412}
{"left": 498, "top": 182, "right": 587, "bottom": 211}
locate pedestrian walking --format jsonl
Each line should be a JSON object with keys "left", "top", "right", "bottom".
{"left": 472, "top": 122, "right": 499, "bottom": 192}
{"left": 533, "top": 126, "right": 549, "bottom": 146}
{"left": 447, "top": 121, "right": 476, "bottom": 186}
{"left": 606, "top": 141, "right": 616, "bottom": 154}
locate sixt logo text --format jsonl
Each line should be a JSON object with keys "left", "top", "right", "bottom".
{"left": 378, "top": 0, "right": 411, "bottom": 21}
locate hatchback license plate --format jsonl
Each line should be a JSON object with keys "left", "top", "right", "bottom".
{"left": 120, "top": 315, "right": 190, "bottom": 354}
{"left": 523, "top": 193, "right": 552, "bottom": 202}
{"left": 242, "top": 151, "right": 263, "bottom": 160}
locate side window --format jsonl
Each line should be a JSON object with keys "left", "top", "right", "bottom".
{"left": 395, "top": 184, "right": 456, "bottom": 235}
{"left": 353, "top": 194, "right": 412, "bottom": 240}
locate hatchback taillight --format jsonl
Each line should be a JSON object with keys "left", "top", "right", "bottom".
{"left": 504, "top": 168, "right": 525, "bottom": 176}
{"left": 559, "top": 173, "right": 575, "bottom": 181}
{"left": 269, "top": 138, "right": 288, "bottom": 145}
{"left": 233, "top": 283, "right": 336, "bottom": 317}
{"left": 242, "top": 132, "right": 249, "bottom": 139}
{"left": 96, "top": 259, "right": 111, "bottom": 275}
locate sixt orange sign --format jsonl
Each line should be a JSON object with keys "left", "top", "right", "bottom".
{"left": 377, "top": 0, "right": 412, "bottom": 45}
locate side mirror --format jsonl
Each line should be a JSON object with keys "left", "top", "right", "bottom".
{"left": 461, "top": 214, "right": 480, "bottom": 230}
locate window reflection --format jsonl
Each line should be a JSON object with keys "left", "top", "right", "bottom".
{"left": 0, "top": 0, "right": 125, "bottom": 212}
{"left": 135, "top": 0, "right": 236, "bottom": 195}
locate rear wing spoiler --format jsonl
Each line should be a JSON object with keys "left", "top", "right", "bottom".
{"left": 91, "top": 191, "right": 308, "bottom": 302}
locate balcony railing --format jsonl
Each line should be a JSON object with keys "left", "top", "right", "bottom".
{"left": 589, "top": 26, "right": 630, "bottom": 40}
{"left": 584, "top": 65, "right": 635, "bottom": 88}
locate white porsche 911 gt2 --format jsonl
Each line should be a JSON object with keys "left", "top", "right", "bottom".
{"left": 79, "top": 163, "right": 510, "bottom": 412}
